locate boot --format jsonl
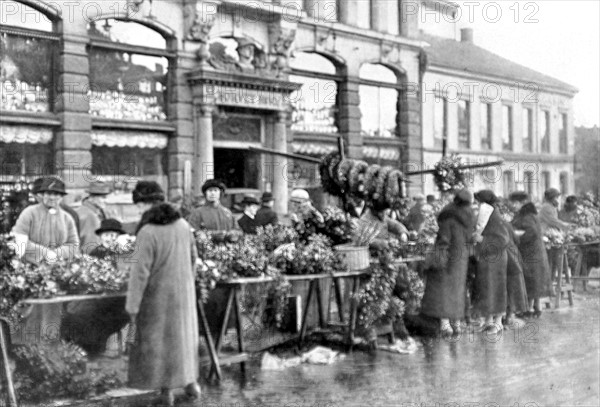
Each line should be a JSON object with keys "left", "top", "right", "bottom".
{"left": 185, "top": 382, "right": 201, "bottom": 400}
{"left": 158, "top": 388, "right": 174, "bottom": 407}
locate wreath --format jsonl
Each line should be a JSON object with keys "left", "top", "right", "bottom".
{"left": 432, "top": 154, "right": 467, "bottom": 193}
{"left": 319, "top": 154, "right": 407, "bottom": 212}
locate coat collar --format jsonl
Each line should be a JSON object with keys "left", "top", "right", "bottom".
{"left": 136, "top": 203, "right": 181, "bottom": 234}
{"left": 518, "top": 202, "right": 538, "bottom": 216}
{"left": 438, "top": 202, "right": 474, "bottom": 228}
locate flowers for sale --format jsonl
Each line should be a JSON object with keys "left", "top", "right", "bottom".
{"left": 432, "top": 154, "right": 466, "bottom": 193}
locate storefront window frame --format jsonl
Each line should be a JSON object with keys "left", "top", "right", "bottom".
{"left": 358, "top": 63, "right": 403, "bottom": 139}
{"left": 289, "top": 52, "right": 341, "bottom": 136}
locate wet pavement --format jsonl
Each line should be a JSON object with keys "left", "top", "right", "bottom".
{"left": 138, "top": 290, "right": 600, "bottom": 407}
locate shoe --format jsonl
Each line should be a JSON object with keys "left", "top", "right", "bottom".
{"left": 506, "top": 317, "right": 526, "bottom": 329}
{"left": 185, "top": 382, "right": 201, "bottom": 400}
{"left": 533, "top": 310, "right": 542, "bottom": 318}
{"left": 483, "top": 323, "right": 500, "bottom": 335}
{"left": 440, "top": 324, "right": 453, "bottom": 337}
{"left": 158, "top": 389, "right": 174, "bottom": 407}
{"left": 450, "top": 321, "right": 462, "bottom": 335}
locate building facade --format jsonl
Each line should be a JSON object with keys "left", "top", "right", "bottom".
{"left": 0, "top": 0, "right": 428, "bottom": 214}
{"left": 418, "top": 2, "right": 578, "bottom": 200}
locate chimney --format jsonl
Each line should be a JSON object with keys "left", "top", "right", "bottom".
{"left": 461, "top": 28, "right": 474, "bottom": 43}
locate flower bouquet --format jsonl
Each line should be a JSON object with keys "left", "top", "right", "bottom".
{"left": 433, "top": 154, "right": 466, "bottom": 193}
{"left": 566, "top": 227, "right": 599, "bottom": 244}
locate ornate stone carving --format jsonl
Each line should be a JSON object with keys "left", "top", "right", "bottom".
{"left": 184, "top": 1, "right": 221, "bottom": 63}
{"left": 208, "top": 37, "right": 269, "bottom": 74}
{"left": 268, "top": 23, "right": 296, "bottom": 72}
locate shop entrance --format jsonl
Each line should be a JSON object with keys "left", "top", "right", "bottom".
{"left": 213, "top": 148, "right": 260, "bottom": 190}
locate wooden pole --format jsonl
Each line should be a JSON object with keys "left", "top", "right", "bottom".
{"left": 0, "top": 319, "right": 18, "bottom": 407}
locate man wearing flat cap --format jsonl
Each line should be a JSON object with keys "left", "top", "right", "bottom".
{"left": 189, "top": 179, "right": 240, "bottom": 236}
{"left": 77, "top": 181, "right": 112, "bottom": 254}
{"left": 404, "top": 193, "right": 433, "bottom": 233}
{"left": 255, "top": 192, "right": 278, "bottom": 228}
{"left": 237, "top": 195, "right": 261, "bottom": 234}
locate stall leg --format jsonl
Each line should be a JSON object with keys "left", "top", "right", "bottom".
{"left": 197, "top": 300, "right": 222, "bottom": 381}
{"left": 233, "top": 288, "right": 246, "bottom": 375}
{"left": 333, "top": 278, "right": 345, "bottom": 323}
{"left": 299, "top": 281, "right": 316, "bottom": 344}
{"left": 209, "top": 289, "right": 234, "bottom": 380}
{"left": 1, "top": 319, "right": 18, "bottom": 407}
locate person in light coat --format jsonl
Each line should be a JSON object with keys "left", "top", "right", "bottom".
{"left": 126, "top": 181, "right": 201, "bottom": 406}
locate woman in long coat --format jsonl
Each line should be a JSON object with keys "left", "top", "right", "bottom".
{"left": 472, "top": 190, "right": 509, "bottom": 334}
{"left": 509, "top": 191, "right": 552, "bottom": 317}
{"left": 421, "top": 189, "right": 474, "bottom": 336}
{"left": 126, "top": 181, "right": 200, "bottom": 406}
{"left": 504, "top": 221, "right": 529, "bottom": 324}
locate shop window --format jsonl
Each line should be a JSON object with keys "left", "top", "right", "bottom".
{"left": 541, "top": 110, "right": 550, "bottom": 153}
{"left": 433, "top": 96, "right": 447, "bottom": 148}
{"left": 560, "top": 172, "right": 568, "bottom": 195}
{"left": 480, "top": 102, "right": 492, "bottom": 150}
{"left": 457, "top": 100, "right": 470, "bottom": 148}
{"left": 503, "top": 170, "right": 514, "bottom": 198}
{"left": 502, "top": 105, "right": 513, "bottom": 151}
{"left": 289, "top": 52, "right": 339, "bottom": 134}
{"left": 559, "top": 113, "right": 568, "bottom": 154}
{"left": 87, "top": 19, "right": 170, "bottom": 122}
{"left": 1, "top": 1, "right": 58, "bottom": 113}
{"left": 359, "top": 63, "right": 399, "bottom": 138}
{"left": 522, "top": 107, "right": 533, "bottom": 152}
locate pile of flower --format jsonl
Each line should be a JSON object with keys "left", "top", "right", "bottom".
{"left": 566, "top": 227, "right": 598, "bottom": 244}
{"left": 543, "top": 228, "right": 565, "bottom": 249}
{"left": 272, "top": 234, "right": 347, "bottom": 276}
{"left": 319, "top": 153, "right": 407, "bottom": 211}
{"left": 353, "top": 251, "right": 404, "bottom": 335}
{"left": 432, "top": 154, "right": 467, "bottom": 193}
{"left": 1, "top": 235, "right": 130, "bottom": 324}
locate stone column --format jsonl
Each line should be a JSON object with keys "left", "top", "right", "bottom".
{"left": 168, "top": 52, "right": 196, "bottom": 199}
{"left": 55, "top": 21, "right": 92, "bottom": 199}
{"left": 399, "top": 0, "right": 420, "bottom": 37}
{"left": 272, "top": 110, "right": 288, "bottom": 214}
{"left": 337, "top": 78, "right": 362, "bottom": 158}
{"left": 401, "top": 92, "right": 424, "bottom": 195}
{"left": 194, "top": 103, "right": 215, "bottom": 193}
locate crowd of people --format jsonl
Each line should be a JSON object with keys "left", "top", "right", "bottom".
{"left": 420, "top": 187, "right": 577, "bottom": 336}
{"left": 7, "top": 175, "right": 582, "bottom": 405}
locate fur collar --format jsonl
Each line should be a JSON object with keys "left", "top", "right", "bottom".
{"left": 518, "top": 202, "right": 538, "bottom": 216}
{"left": 437, "top": 202, "right": 474, "bottom": 228}
{"left": 136, "top": 203, "right": 181, "bottom": 234}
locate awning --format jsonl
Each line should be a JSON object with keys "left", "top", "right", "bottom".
{"left": 91, "top": 130, "right": 168, "bottom": 149}
{"left": 0, "top": 125, "right": 53, "bottom": 144}
{"left": 291, "top": 142, "right": 336, "bottom": 157}
{"left": 362, "top": 146, "right": 400, "bottom": 161}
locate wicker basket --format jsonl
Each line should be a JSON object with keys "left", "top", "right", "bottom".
{"left": 334, "top": 244, "right": 370, "bottom": 271}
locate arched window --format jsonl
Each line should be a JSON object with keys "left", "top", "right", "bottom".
{"left": 289, "top": 52, "right": 339, "bottom": 134}
{"left": 1, "top": 0, "right": 58, "bottom": 232}
{"left": 87, "top": 19, "right": 170, "bottom": 121}
{"left": 87, "top": 19, "right": 173, "bottom": 186}
{"left": 359, "top": 63, "right": 399, "bottom": 138}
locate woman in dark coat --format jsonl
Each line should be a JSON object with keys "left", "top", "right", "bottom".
{"left": 472, "top": 190, "right": 509, "bottom": 334}
{"left": 509, "top": 191, "right": 552, "bottom": 317}
{"left": 126, "top": 181, "right": 201, "bottom": 406}
{"left": 504, "top": 221, "right": 529, "bottom": 324}
{"left": 420, "top": 189, "right": 475, "bottom": 336}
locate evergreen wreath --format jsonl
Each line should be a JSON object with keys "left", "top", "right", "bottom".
{"left": 432, "top": 154, "right": 467, "bottom": 193}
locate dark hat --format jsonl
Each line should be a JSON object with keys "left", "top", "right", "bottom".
{"left": 38, "top": 177, "right": 67, "bottom": 195}
{"left": 261, "top": 192, "right": 274, "bottom": 202}
{"left": 132, "top": 181, "right": 165, "bottom": 204}
{"left": 474, "top": 189, "right": 497, "bottom": 205}
{"left": 544, "top": 188, "right": 561, "bottom": 201}
{"left": 31, "top": 177, "right": 46, "bottom": 194}
{"left": 240, "top": 195, "right": 260, "bottom": 206}
{"left": 86, "top": 181, "right": 111, "bottom": 196}
{"left": 565, "top": 195, "right": 578, "bottom": 204}
{"left": 453, "top": 189, "right": 473, "bottom": 205}
{"left": 508, "top": 191, "right": 530, "bottom": 202}
{"left": 201, "top": 179, "right": 226, "bottom": 194}
{"left": 95, "top": 218, "right": 125, "bottom": 235}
